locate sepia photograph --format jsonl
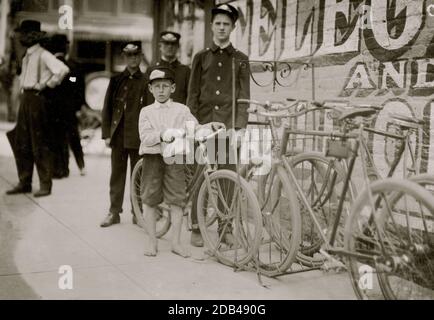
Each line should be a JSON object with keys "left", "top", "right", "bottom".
{"left": 0, "top": 0, "right": 433, "bottom": 306}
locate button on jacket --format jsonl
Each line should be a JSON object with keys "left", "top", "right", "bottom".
{"left": 101, "top": 69, "right": 146, "bottom": 149}
{"left": 20, "top": 43, "right": 70, "bottom": 90}
{"left": 144, "top": 59, "right": 191, "bottom": 105}
{"left": 187, "top": 43, "right": 250, "bottom": 129}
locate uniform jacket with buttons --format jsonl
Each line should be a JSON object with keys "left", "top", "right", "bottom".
{"left": 187, "top": 43, "right": 250, "bottom": 129}
{"left": 144, "top": 59, "right": 191, "bottom": 105}
{"left": 101, "top": 69, "right": 146, "bottom": 149}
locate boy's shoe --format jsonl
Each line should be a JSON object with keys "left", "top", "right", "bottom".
{"left": 132, "top": 215, "right": 137, "bottom": 225}
{"left": 100, "top": 213, "right": 120, "bottom": 227}
{"left": 6, "top": 184, "right": 32, "bottom": 195}
{"left": 33, "top": 188, "right": 51, "bottom": 198}
{"left": 190, "top": 229, "right": 204, "bottom": 247}
{"left": 79, "top": 167, "right": 86, "bottom": 176}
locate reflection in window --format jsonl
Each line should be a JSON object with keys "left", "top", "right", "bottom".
{"left": 87, "top": 0, "right": 115, "bottom": 13}
{"left": 21, "top": 0, "right": 49, "bottom": 12}
{"left": 122, "top": 0, "right": 152, "bottom": 15}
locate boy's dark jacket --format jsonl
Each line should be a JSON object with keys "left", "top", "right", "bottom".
{"left": 101, "top": 69, "right": 146, "bottom": 149}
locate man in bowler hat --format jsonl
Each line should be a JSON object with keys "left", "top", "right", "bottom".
{"left": 6, "top": 20, "right": 69, "bottom": 197}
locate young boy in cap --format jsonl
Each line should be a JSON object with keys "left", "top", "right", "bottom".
{"left": 139, "top": 66, "right": 195, "bottom": 257}
{"left": 144, "top": 31, "right": 190, "bottom": 105}
{"left": 139, "top": 66, "right": 222, "bottom": 257}
{"left": 187, "top": 3, "right": 250, "bottom": 246}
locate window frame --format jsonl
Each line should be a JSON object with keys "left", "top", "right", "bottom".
{"left": 117, "top": 0, "right": 153, "bottom": 17}
{"left": 80, "top": 0, "right": 117, "bottom": 17}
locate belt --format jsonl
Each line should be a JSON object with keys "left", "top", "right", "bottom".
{"left": 22, "top": 89, "right": 40, "bottom": 93}
{"left": 22, "top": 88, "right": 47, "bottom": 96}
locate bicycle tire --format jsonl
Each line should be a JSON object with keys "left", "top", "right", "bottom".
{"left": 196, "top": 169, "right": 263, "bottom": 267}
{"left": 255, "top": 165, "right": 302, "bottom": 276}
{"left": 344, "top": 178, "right": 434, "bottom": 300}
{"left": 288, "top": 152, "right": 347, "bottom": 267}
{"left": 130, "top": 158, "right": 171, "bottom": 238}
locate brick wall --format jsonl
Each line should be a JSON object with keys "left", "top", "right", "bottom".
{"left": 229, "top": 0, "right": 434, "bottom": 174}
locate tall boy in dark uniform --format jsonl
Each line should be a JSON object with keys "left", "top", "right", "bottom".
{"left": 187, "top": 4, "right": 250, "bottom": 246}
{"left": 100, "top": 42, "right": 146, "bottom": 227}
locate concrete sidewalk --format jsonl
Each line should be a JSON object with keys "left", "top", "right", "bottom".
{"left": 0, "top": 127, "right": 355, "bottom": 300}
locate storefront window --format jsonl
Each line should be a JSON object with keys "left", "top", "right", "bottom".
{"left": 121, "top": 0, "right": 152, "bottom": 15}
{"left": 21, "top": 0, "right": 49, "bottom": 12}
{"left": 163, "top": 0, "right": 205, "bottom": 65}
{"left": 86, "top": 0, "right": 115, "bottom": 13}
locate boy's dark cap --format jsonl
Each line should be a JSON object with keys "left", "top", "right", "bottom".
{"left": 14, "top": 19, "right": 46, "bottom": 34}
{"left": 160, "top": 31, "right": 181, "bottom": 43}
{"left": 123, "top": 41, "right": 142, "bottom": 54}
{"left": 211, "top": 3, "right": 239, "bottom": 22}
{"left": 148, "top": 67, "right": 175, "bottom": 83}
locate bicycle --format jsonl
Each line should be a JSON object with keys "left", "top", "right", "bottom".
{"left": 130, "top": 126, "right": 263, "bottom": 267}
{"left": 242, "top": 99, "right": 434, "bottom": 299}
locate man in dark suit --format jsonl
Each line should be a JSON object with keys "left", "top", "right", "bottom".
{"left": 100, "top": 42, "right": 146, "bottom": 227}
{"left": 44, "top": 34, "right": 86, "bottom": 178}
{"left": 144, "top": 31, "right": 190, "bottom": 105}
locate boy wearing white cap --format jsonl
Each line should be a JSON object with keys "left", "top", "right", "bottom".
{"left": 138, "top": 66, "right": 197, "bottom": 257}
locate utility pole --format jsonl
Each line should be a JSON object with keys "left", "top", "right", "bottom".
{"left": 0, "top": 0, "right": 10, "bottom": 60}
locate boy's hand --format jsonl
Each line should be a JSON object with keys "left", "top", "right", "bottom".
{"left": 105, "top": 138, "right": 111, "bottom": 147}
{"left": 209, "top": 122, "right": 226, "bottom": 131}
{"left": 160, "top": 129, "right": 185, "bottom": 143}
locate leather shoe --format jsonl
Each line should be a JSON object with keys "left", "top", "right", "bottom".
{"left": 33, "top": 189, "right": 51, "bottom": 197}
{"left": 190, "top": 229, "right": 204, "bottom": 247}
{"left": 100, "top": 213, "right": 120, "bottom": 228}
{"left": 132, "top": 215, "right": 137, "bottom": 225}
{"left": 6, "top": 185, "right": 32, "bottom": 195}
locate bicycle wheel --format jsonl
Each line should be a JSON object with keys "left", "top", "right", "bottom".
{"left": 344, "top": 178, "right": 434, "bottom": 300}
{"left": 196, "top": 169, "right": 263, "bottom": 267}
{"left": 288, "top": 152, "right": 347, "bottom": 267}
{"left": 130, "top": 158, "right": 171, "bottom": 238}
{"left": 254, "top": 165, "right": 302, "bottom": 277}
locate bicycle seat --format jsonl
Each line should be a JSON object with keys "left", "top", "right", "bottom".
{"left": 389, "top": 113, "right": 424, "bottom": 130}
{"left": 338, "top": 107, "right": 378, "bottom": 122}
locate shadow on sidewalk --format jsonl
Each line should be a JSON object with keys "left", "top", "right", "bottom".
{"left": 0, "top": 181, "right": 40, "bottom": 299}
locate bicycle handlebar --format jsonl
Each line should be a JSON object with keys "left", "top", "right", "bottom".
{"left": 195, "top": 128, "right": 226, "bottom": 143}
{"left": 238, "top": 98, "right": 299, "bottom": 112}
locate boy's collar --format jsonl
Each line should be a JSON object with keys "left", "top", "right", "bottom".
{"left": 155, "top": 99, "right": 172, "bottom": 108}
{"left": 27, "top": 43, "right": 41, "bottom": 55}
{"left": 123, "top": 68, "right": 142, "bottom": 78}
{"left": 211, "top": 42, "right": 234, "bottom": 54}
